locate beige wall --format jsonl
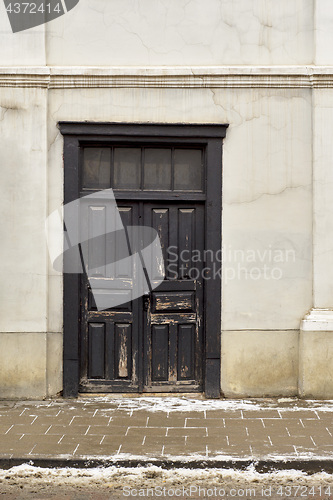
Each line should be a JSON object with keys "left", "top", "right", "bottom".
{"left": 45, "top": 0, "right": 314, "bottom": 66}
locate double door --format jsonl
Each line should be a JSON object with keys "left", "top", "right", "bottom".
{"left": 79, "top": 198, "right": 205, "bottom": 393}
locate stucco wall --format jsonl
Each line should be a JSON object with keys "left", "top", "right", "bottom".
{"left": 45, "top": 0, "right": 314, "bottom": 66}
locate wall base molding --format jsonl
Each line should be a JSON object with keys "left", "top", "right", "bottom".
{"left": 299, "top": 310, "right": 333, "bottom": 398}
{"left": 301, "top": 309, "right": 333, "bottom": 332}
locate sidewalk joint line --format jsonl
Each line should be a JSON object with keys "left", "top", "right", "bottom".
{"left": 73, "top": 444, "right": 80, "bottom": 455}
{"left": 5, "top": 425, "right": 13, "bottom": 435}
{"left": 206, "top": 445, "right": 208, "bottom": 457}
{"left": 146, "top": 417, "right": 149, "bottom": 427}
{"left": 226, "top": 435, "right": 229, "bottom": 446}
{"left": 310, "top": 436, "right": 316, "bottom": 447}
{"left": 117, "top": 444, "right": 122, "bottom": 454}
{"left": 245, "top": 427, "right": 249, "bottom": 437}
{"left": 326, "top": 427, "right": 332, "bottom": 437}
{"left": 161, "top": 445, "right": 165, "bottom": 456}
{"left": 241, "top": 410, "right": 244, "bottom": 419}
{"left": 28, "top": 444, "right": 36, "bottom": 455}
{"left": 314, "top": 410, "right": 320, "bottom": 420}
{"left": 93, "top": 409, "right": 98, "bottom": 417}
{"left": 268, "top": 435, "right": 273, "bottom": 446}
{"left": 85, "top": 425, "right": 91, "bottom": 436}
{"left": 58, "top": 435, "right": 65, "bottom": 444}
{"left": 166, "top": 428, "right": 169, "bottom": 436}
{"left": 69, "top": 417, "right": 75, "bottom": 426}
{"left": 286, "top": 427, "right": 290, "bottom": 437}
{"left": 261, "top": 418, "right": 265, "bottom": 428}
{"left": 19, "top": 434, "right": 25, "bottom": 440}
{"left": 45, "top": 425, "right": 52, "bottom": 435}
{"left": 19, "top": 409, "right": 26, "bottom": 417}
{"left": 277, "top": 410, "right": 282, "bottom": 418}
{"left": 184, "top": 418, "right": 187, "bottom": 428}
{"left": 100, "top": 435, "right": 105, "bottom": 445}
{"left": 142, "top": 436, "right": 146, "bottom": 445}
{"left": 299, "top": 419, "right": 305, "bottom": 428}
{"left": 125, "top": 427, "right": 130, "bottom": 436}
{"left": 31, "top": 416, "right": 38, "bottom": 425}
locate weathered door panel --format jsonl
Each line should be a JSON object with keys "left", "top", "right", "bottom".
{"left": 79, "top": 199, "right": 140, "bottom": 392}
{"left": 143, "top": 203, "right": 204, "bottom": 392}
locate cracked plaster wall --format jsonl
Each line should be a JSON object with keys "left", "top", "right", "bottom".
{"left": 0, "top": 89, "right": 48, "bottom": 333}
{"left": 0, "top": 0, "right": 315, "bottom": 66}
{"left": 43, "top": 0, "right": 314, "bottom": 66}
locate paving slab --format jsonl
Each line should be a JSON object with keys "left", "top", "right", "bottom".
{"left": 0, "top": 396, "right": 333, "bottom": 469}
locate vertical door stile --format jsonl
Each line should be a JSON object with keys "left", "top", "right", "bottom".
{"left": 169, "top": 205, "right": 179, "bottom": 384}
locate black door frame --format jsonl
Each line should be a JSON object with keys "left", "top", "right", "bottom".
{"left": 59, "top": 122, "right": 228, "bottom": 398}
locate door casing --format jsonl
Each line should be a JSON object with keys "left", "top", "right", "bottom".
{"left": 60, "top": 122, "right": 227, "bottom": 398}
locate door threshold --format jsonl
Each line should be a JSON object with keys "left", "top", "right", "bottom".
{"left": 78, "top": 392, "right": 206, "bottom": 399}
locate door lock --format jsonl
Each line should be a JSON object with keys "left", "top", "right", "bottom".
{"left": 143, "top": 292, "right": 150, "bottom": 311}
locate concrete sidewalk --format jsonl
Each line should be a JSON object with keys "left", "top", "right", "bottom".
{"left": 1, "top": 396, "right": 333, "bottom": 470}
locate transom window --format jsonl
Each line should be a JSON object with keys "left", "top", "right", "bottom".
{"left": 82, "top": 146, "right": 204, "bottom": 192}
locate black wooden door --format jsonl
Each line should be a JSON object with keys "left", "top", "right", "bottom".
{"left": 143, "top": 203, "right": 204, "bottom": 392}
{"left": 79, "top": 200, "right": 141, "bottom": 392}
{"left": 79, "top": 198, "right": 204, "bottom": 393}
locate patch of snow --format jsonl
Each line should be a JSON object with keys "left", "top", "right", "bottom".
{"left": 277, "top": 398, "right": 296, "bottom": 403}
{"left": 102, "top": 397, "right": 264, "bottom": 412}
{"left": 6, "top": 397, "right": 333, "bottom": 415}
{"left": 78, "top": 396, "right": 333, "bottom": 414}
{"left": 1, "top": 462, "right": 333, "bottom": 491}
{"left": 74, "top": 451, "right": 333, "bottom": 462}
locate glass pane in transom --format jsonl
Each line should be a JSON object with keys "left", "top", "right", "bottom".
{"left": 174, "top": 149, "right": 203, "bottom": 191}
{"left": 82, "top": 148, "right": 111, "bottom": 189}
{"left": 113, "top": 148, "right": 141, "bottom": 189}
{"left": 144, "top": 148, "right": 172, "bottom": 190}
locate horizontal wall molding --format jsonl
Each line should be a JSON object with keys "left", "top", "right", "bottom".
{"left": 1, "top": 66, "right": 333, "bottom": 89}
